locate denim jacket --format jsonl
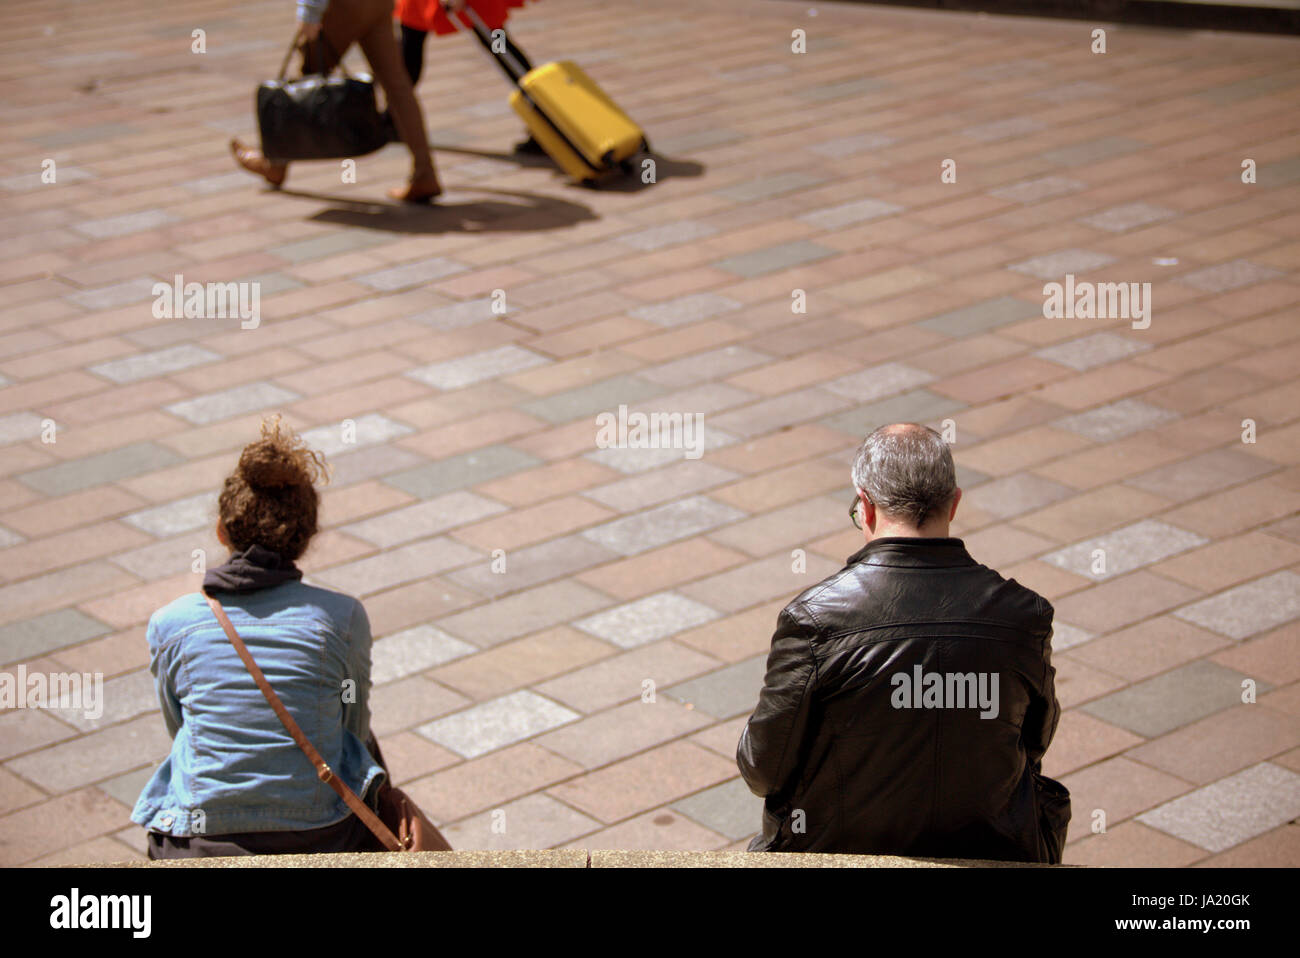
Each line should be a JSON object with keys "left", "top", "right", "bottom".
{"left": 131, "top": 581, "right": 385, "bottom": 836}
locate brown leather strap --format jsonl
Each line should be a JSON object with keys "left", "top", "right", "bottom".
{"left": 204, "top": 592, "right": 404, "bottom": 851}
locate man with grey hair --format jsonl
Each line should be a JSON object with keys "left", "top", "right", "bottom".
{"left": 737, "top": 422, "right": 1070, "bottom": 862}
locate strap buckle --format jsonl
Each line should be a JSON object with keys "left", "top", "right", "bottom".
{"left": 318, "top": 764, "right": 334, "bottom": 783}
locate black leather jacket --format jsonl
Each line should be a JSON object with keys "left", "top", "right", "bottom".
{"left": 737, "top": 536, "right": 1070, "bottom": 862}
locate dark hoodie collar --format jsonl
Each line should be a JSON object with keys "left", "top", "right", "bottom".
{"left": 846, "top": 536, "right": 973, "bottom": 568}
{"left": 202, "top": 543, "right": 302, "bottom": 595}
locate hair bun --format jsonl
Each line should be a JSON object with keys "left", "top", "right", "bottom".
{"left": 239, "top": 442, "right": 302, "bottom": 489}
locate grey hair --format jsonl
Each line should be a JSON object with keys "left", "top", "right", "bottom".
{"left": 850, "top": 423, "right": 957, "bottom": 527}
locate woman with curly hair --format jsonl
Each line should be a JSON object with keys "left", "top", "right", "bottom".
{"left": 131, "top": 417, "right": 389, "bottom": 858}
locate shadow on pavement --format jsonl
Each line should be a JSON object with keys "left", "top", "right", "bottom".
{"left": 432, "top": 143, "right": 707, "bottom": 193}
{"left": 283, "top": 185, "right": 599, "bottom": 234}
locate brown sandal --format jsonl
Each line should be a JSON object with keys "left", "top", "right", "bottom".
{"left": 230, "top": 138, "right": 287, "bottom": 188}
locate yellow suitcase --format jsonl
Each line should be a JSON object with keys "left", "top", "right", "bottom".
{"left": 454, "top": 7, "right": 647, "bottom": 182}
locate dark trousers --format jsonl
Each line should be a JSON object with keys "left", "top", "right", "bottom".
{"left": 147, "top": 812, "right": 384, "bottom": 860}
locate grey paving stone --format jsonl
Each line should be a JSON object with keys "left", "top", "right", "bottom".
{"left": 370, "top": 624, "right": 477, "bottom": 684}
{"left": 45, "top": 667, "right": 158, "bottom": 732}
{"left": 584, "top": 428, "right": 738, "bottom": 474}
{"left": 1079, "top": 203, "right": 1177, "bottom": 233}
{"left": 1040, "top": 519, "right": 1208, "bottom": 582}
{"left": 0, "top": 525, "right": 23, "bottom": 548}
{"left": 1197, "top": 73, "right": 1296, "bottom": 104}
{"left": 989, "top": 176, "right": 1086, "bottom": 204}
{"left": 1051, "top": 622, "right": 1095, "bottom": 652}
{"left": 820, "top": 389, "right": 966, "bottom": 437}
{"left": 344, "top": 490, "right": 507, "bottom": 547}
{"left": 714, "top": 172, "right": 826, "bottom": 203}
{"left": 1031, "top": 81, "right": 1115, "bottom": 102}
{"left": 823, "top": 363, "right": 935, "bottom": 403}
{"left": 98, "top": 765, "right": 157, "bottom": 810}
{"left": 30, "top": 121, "right": 137, "bottom": 147}
{"left": 807, "top": 132, "right": 896, "bottom": 158}
{"left": 436, "top": 580, "right": 612, "bottom": 648}
{"left": 1054, "top": 398, "right": 1179, "bottom": 442}
{"left": 407, "top": 297, "right": 504, "bottom": 329}
{"left": 0, "top": 608, "right": 113, "bottom": 666}
{"left": 416, "top": 690, "right": 579, "bottom": 758}
{"left": 1174, "top": 571, "right": 1300, "bottom": 641}
{"left": 1040, "top": 136, "right": 1143, "bottom": 168}
{"left": 0, "top": 372, "right": 8, "bottom": 387}
{"left": 618, "top": 220, "right": 718, "bottom": 251}
{"left": 1079, "top": 660, "right": 1265, "bottom": 738}
{"left": 628, "top": 293, "right": 742, "bottom": 328}
{"left": 1258, "top": 156, "right": 1300, "bottom": 187}
{"left": 707, "top": 388, "right": 852, "bottom": 438}
{"left": 709, "top": 495, "right": 846, "bottom": 557}
{"left": 954, "top": 463, "right": 991, "bottom": 490}
{"left": 574, "top": 591, "right": 722, "bottom": 649}
{"left": 406, "top": 345, "right": 549, "bottom": 390}
{"left": 583, "top": 461, "right": 738, "bottom": 512}
{"left": 0, "top": 412, "right": 45, "bottom": 445}
{"left": 0, "top": 708, "right": 77, "bottom": 761}
{"left": 19, "top": 442, "right": 183, "bottom": 496}
{"left": 1177, "top": 260, "right": 1283, "bottom": 293}
{"left": 671, "top": 777, "right": 763, "bottom": 841}
{"left": 1125, "top": 448, "right": 1277, "bottom": 502}
{"left": 122, "top": 491, "right": 218, "bottom": 538}
{"left": 4, "top": 713, "right": 173, "bottom": 792}
{"left": 384, "top": 446, "right": 540, "bottom": 500}
{"left": 521, "top": 375, "right": 664, "bottom": 424}
{"left": 89, "top": 344, "right": 220, "bottom": 384}
{"left": 441, "top": 793, "right": 600, "bottom": 851}
{"left": 652, "top": 128, "right": 744, "bottom": 153}
{"left": 356, "top": 257, "right": 467, "bottom": 291}
{"left": 795, "top": 77, "right": 887, "bottom": 100}
{"left": 66, "top": 277, "right": 162, "bottom": 310}
{"left": 299, "top": 413, "right": 414, "bottom": 457}
{"left": 178, "top": 172, "right": 250, "bottom": 195}
{"left": 73, "top": 209, "right": 176, "bottom": 239}
{"left": 713, "top": 241, "right": 836, "bottom": 278}
{"left": 446, "top": 534, "right": 617, "bottom": 598}
{"left": 580, "top": 495, "right": 746, "bottom": 557}
{"left": 964, "top": 472, "right": 1076, "bottom": 520}
{"left": 640, "top": 346, "right": 773, "bottom": 388}
{"left": 961, "top": 117, "right": 1046, "bottom": 141}
{"left": 630, "top": 382, "right": 756, "bottom": 418}
{"left": 0, "top": 166, "right": 94, "bottom": 191}
{"left": 1009, "top": 248, "right": 1118, "bottom": 280}
{"left": 164, "top": 382, "right": 300, "bottom": 425}
{"left": 797, "top": 197, "right": 903, "bottom": 231}
{"left": 1136, "top": 762, "right": 1300, "bottom": 853}
{"left": 311, "top": 536, "right": 482, "bottom": 596}
{"left": 112, "top": 536, "right": 211, "bottom": 579}
{"left": 327, "top": 444, "right": 426, "bottom": 486}
{"left": 917, "top": 297, "right": 1041, "bottom": 337}
{"left": 1035, "top": 332, "right": 1151, "bottom": 371}
{"left": 268, "top": 230, "right": 391, "bottom": 263}
{"left": 663, "top": 655, "right": 768, "bottom": 720}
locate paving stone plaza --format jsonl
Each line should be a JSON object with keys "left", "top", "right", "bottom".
{"left": 1, "top": 0, "right": 1298, "bottom": 866}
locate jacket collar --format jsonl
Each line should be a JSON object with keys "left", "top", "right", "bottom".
{"left": 846, "top": 536, "right": 974, "bottom": 568}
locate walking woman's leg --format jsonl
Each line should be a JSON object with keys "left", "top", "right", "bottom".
{"left": 400, "top": 23, "right": 427, "bottom": 85}
{"left": 357, "top": 3, "right": 440, "bottom": 200}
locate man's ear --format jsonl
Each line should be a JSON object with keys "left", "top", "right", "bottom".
{"left": 949, "top": 487, "right": 962, "bottom": 521}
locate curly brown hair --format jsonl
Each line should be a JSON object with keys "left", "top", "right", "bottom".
{"left": 217, "top": 415, "right": 330, "bottom": 560}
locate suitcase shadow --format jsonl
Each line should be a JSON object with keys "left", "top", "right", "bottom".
{"left": 278, "top": 185, "right": 598, "bottom": 234}
{"left": 432, "top": 144, "right": 705, "bottom": 193}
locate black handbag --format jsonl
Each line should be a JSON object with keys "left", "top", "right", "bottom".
{"left": 256, "top": 36, "right": 389, "bottom": 162}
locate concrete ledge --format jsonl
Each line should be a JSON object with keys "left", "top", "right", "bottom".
{"left": 84, "top": 850, "right": 1065, "bottom": 867}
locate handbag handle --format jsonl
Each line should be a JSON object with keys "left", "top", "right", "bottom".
{"left": 277, "top": 32, "right": 355, "bottom": 82}
{"left": 203, "top": 591, "right": 405, "bottom": 851}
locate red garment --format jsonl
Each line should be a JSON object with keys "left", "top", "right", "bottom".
{"left": 396, "top": 0, "right": 538, "bottom": 36}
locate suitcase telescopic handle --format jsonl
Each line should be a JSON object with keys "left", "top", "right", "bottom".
{"left": 442, "top": 2, "right": 531, "bottom": 85}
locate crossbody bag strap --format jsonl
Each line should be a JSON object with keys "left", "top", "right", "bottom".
{"left": 203, "top": 591, "right": 404, "bottom": 851}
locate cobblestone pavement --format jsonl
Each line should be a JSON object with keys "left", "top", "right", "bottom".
{"left": 1, "top": 0, "right": 1298, "bottom": 866}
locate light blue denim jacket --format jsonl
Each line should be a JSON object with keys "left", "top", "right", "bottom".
{"left": 297, "top": 0, "right": 328, "bottom": 25}
{"left": 131, "top": 581, "right": 385, "bottom": 836}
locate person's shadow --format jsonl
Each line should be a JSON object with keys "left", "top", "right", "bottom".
{"left": 279, "top": 185, "right": 599, "bottom": 234}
